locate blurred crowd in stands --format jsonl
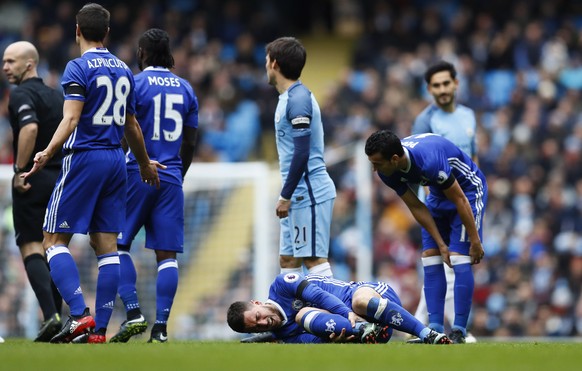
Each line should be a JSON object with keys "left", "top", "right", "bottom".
{"left": 1, "top": 0, "right": 582, "bottom": 338}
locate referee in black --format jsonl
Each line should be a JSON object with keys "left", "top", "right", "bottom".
{"left": 3, "top": 41, "right": 63, "bottom": 341}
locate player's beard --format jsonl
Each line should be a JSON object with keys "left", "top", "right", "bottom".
{"left": 437, "top": 93, "right": 454, "bottom": 108}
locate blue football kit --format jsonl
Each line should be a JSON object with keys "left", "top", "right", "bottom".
{"left": 274, "top": 81, "right": 336, "bottom": 259}
{"left": 119, "top": 66, "right": 199, "bottom": 252}
{"left": 44, "top": 47, "right": 135, "bottom": 332}
{"left": 377, "top": 133, "right": 487, "bottom": 254}
{"left": 45, "top": 47, "right": 135, "bottom": 234}
{"left": 265, "top": 274, "right": 402, "bottom": 343}
{"left": 376, "top": 133, "right": 487, "bottom": 336}
{"left": 115, "top": 66, "right": 198, "bottom": 332}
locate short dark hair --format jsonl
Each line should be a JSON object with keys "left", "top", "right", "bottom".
{"left": 424, "top": 60, "right": 456, "bottom": 84}
{"left": 138, "top": 28, "right": 174, "bottom": 69}
{"left": 265, "top": 37, "right": 306, "bottom": 80}
{"left": 364, "top": 130, "right": 404, "bottom": 159}
{"left": 227, "top": 301, "right": 251, "bottom": 333}
{"left": 76, "top": 3, "right": 110, "bottom": 42}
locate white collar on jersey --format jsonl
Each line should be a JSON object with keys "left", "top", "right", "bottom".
{"left": 265, "top": 299, "right": 288, "bottom": 326}
{"left": 82, "top": 47, "right": 109, "bottom": 55}
{"left": 144, "top": 66, "right": 170, "bottom": 72}
{"left": 402, "top": 147, "right": 412, "bottom": 173}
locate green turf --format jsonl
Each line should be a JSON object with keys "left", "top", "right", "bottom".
{"left": 0, "top": 340, "right": 580, "bottom": 371}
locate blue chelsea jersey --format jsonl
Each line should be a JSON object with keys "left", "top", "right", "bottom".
{"left": 274, "top": 82, "right": 336, "bottom": 208}
{"left": 125, "top": 67, "right": 199, "bottom": 185}
{"left": 267, "top": 274, "right": 352, "bottom": 343}
{"left": 378, "top": 133, "right": 485, "bottom": 200}
{"left": 61, "top": 48, "right": 135, "bottom": 150}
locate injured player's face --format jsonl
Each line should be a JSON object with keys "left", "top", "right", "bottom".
{"left": 244, "top": 301, "right": 284, "bottom": 332}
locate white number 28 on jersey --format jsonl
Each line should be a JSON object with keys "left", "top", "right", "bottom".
{"left": 93, "top": 75, "right": 131, "bottom": 126}
{"left": 152, "top": 93, "right": 183, "bottom": 142}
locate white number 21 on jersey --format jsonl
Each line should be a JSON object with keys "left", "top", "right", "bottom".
{"left": 152, "top": 93, "right": 183, "bottom": 142}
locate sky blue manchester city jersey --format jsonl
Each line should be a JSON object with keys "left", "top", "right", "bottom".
{"left": 412, "top": 103, "right": 477, "bottom": 158}
{"left": 61, "top": 47, "right": 135, "bottom": 150}
{"left": 274, "top": 81, "right": 335, "bottom": 208}
{"left": 125, "top": 67, "right": 199, "bottom": 185}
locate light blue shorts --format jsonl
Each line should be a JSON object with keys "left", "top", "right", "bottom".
{"left": 279, "top": 198, "right": 334, "bottom": 258}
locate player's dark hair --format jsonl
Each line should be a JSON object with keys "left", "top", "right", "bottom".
{"left": 265, "top": 37, "right": 306, "bottom": 80}
{"left": 365, "top": 130, "right": 404, "bottom": 159}
{"left": 227, "top": 301, "right": 252, "bottom": 333}
{"left": 76, "top": 3, "right": 110, "bottom": 42}
{"left": 424, "top": 60, "right": 456, "bottom": 84}
{"left": 138, "top": 28, "right": 174, "bottom": 69}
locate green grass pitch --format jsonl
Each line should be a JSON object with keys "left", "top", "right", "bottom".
{"left": 0, "top": 339, "right": 580, "bottom": 371}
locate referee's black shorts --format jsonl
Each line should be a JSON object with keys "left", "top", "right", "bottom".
{"left": 12, "top": 167, "right": 60, "bottom": 247}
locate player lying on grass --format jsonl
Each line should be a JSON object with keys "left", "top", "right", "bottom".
{"left": 227, "top": 273, "right": 452, "bottom": 344}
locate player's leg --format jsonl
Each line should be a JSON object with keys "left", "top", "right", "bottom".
{"left": 420, "top": 219, "right": 449, "bottom": 333}
{"left": 279, "top": 216, "right": 303, "bottom": 275}
{"left": 289, "top": 202, "right": 334, "bottom": 277}
{"left": 443, "top": 264, "right": 456, "bottom": 328}
{"left": 304, "top": 198, "right": 334, "bottom": 277}
{"left": 110, "top": 172, "right": 154, "bottom": 342}
{"left": 89, "top": 232, "right": 121, "bottom": 342}
{"left": 43, "top": 152, "right": 102, "bottom": 342}
{"left": 84, "top": 149, "right": 127, "bottom": 342}
{"left": 447, "top": 185, "right": 486, "bottom": 344}
{"left": 353, "top": 285, "right": 451, "bottom": 344}
{"left": 145, "top": 183, "right": 183, "bottom": 343}
{"left": 44, "top": 231, "right": 95, "bottom": 343}
{"left": 296, "top": 307, "right": 374, "bottom": 343}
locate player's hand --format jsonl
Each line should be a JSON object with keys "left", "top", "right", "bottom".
{"left": 347, "top": 312, "right": 366, "bottom": 328}
{"left": 21, "top": 150, "right": 49, "bottom": 180}
{"left": 276, "top": 199, "right": 291, "bottom": 218}
{"left": 139, "top": 160, "right": 166, "bottom": 188}
{"left": 329, "top": 328, "right": 355, "bottom": 343}
{"left": 437, "top": 244, "right": 451, "bottom": 268}
{"left": 469, "top": 240, "right": 485, "bottom": 265}
{"left": 13, "top": 173, "right": 31, "bottom": 193}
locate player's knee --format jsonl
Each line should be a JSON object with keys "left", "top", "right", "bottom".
{"left": 302, "top": 257, "right": 327, "bottom": 269}
{"left": 280, "top": 255, "right": 301, "bottom": 268}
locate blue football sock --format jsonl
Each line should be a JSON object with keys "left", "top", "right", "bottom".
{"left": 94, "top": 252, "right": 120, "bottom": 331}
{"left": 422, "top": 256, "right": 446, "bottom": 333}
{"left": 301, "top": 310, "right": 358, "bottom": 338}
{"left": 46, "top": 245, "right": 86, "bottom": 316}
{"left": 155, "top": 259, "right": 178, "bottom": 324}
{"left": 366, "top": 297, "right": 425, "bottom": 337}
{"left": 451, "top": 256, "right": 474, "bottom": 335}
{"left": 118, "top": 251, "right": 140, "bottom": 315}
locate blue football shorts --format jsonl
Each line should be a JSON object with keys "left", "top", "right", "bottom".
{"left": 117, "top": 170, "right": 184, "bottom": 253}
{"left": 44, "top": 148, "right": 126, "bottom": 234}
{"left": 279, "top": 198, "right": 334, "bottom": 258}
{"left": 421, "top": 184, "right": 488, "bottom": 255}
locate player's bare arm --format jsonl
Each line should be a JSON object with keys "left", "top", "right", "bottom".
{"left": 13, "top": 122, "right": 38, "bottom": 193}
{"left": 180, "top": 126, "right": 198, "bottom": 178}
{"left": 124, "top": 114, "right": 166, "bottom": 188}
{"left": 401, "top": 188, "right": 451, "bottom": 267}
{"left": 22, "top": 100, "right": 83, "bottom": 179}
{"left": 442, "top": 180, "right": 484, "bottom": 265}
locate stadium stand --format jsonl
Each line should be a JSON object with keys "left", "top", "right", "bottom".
{"left": 1, "top": 0, "right": 581, "bottom": 339}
